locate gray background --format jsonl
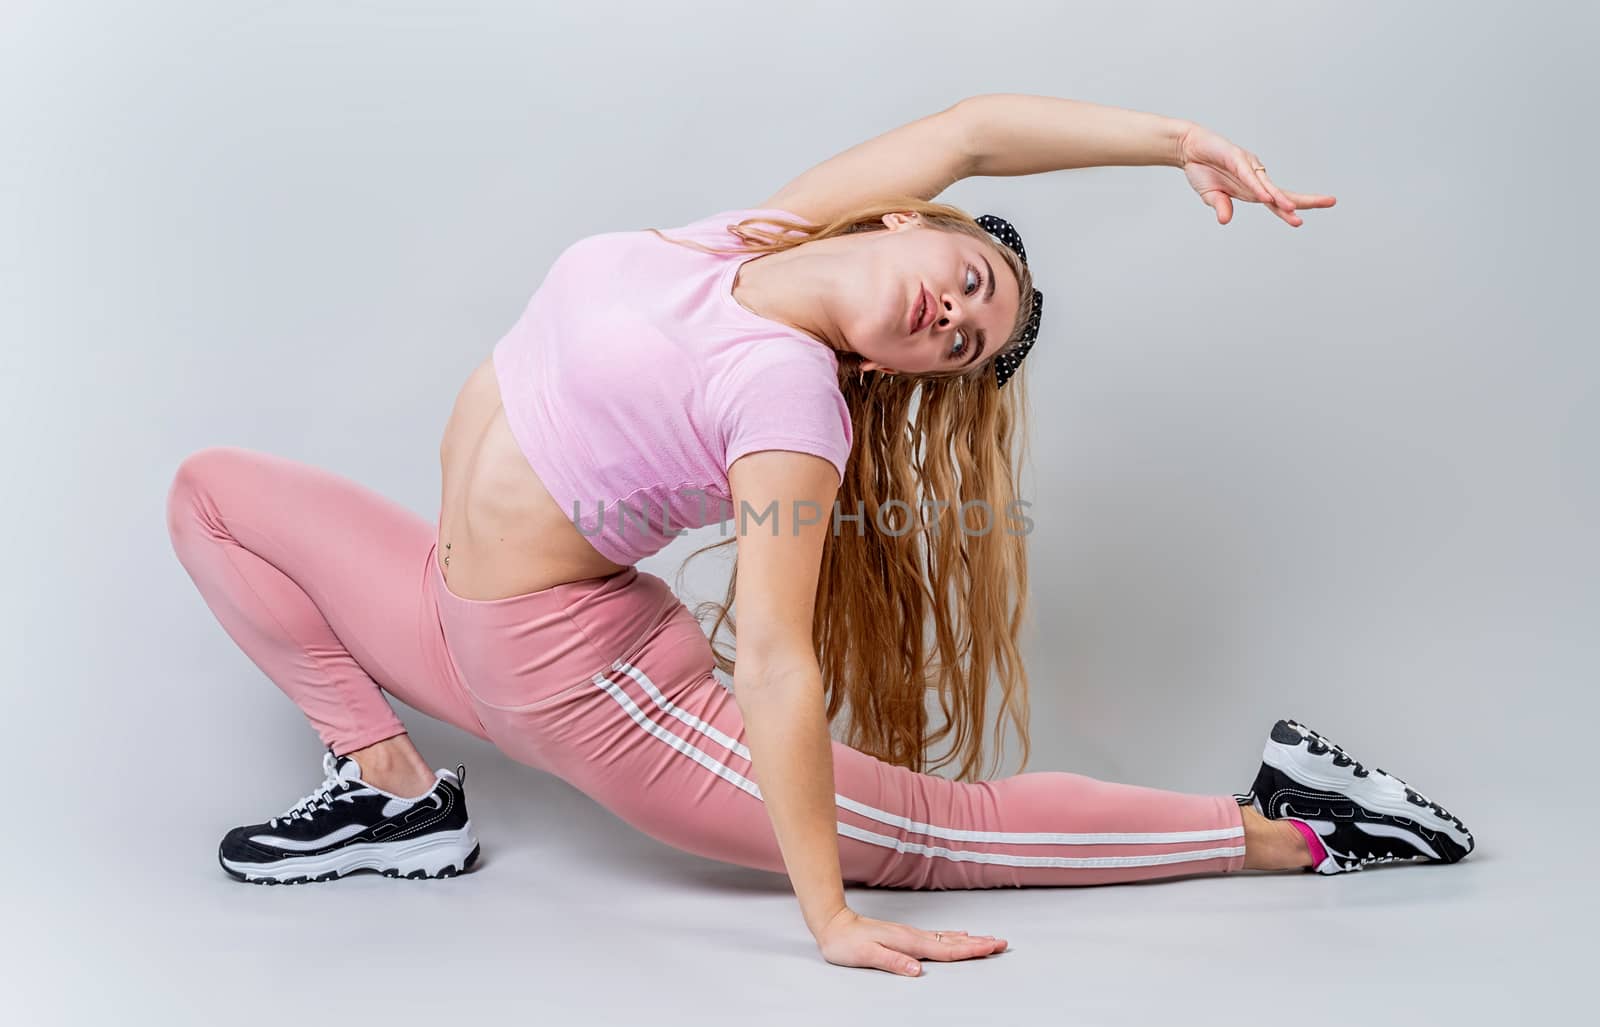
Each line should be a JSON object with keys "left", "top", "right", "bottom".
{"left": 4, "top": 0, "right": 1593, "bottom": 1023}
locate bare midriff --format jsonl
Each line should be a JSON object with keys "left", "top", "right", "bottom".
{"left": 435, "top": 355, "right": 631, "bottom": 600}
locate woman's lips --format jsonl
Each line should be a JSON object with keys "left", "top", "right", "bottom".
{"left": 910, "top": 284, "right": 930, "bottom": 334}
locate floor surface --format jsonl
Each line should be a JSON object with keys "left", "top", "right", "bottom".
{"left": 11, "top": 718, "right": 1582, "bottom": 1027}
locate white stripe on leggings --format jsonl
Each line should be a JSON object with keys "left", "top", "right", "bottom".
{"left": 610, "top": 660, "right": 1242, "bottom": 847}
{"left": 592, "top": 663, "right": 1246, "bottom": 867}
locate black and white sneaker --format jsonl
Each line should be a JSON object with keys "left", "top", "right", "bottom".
{"left": 1236, "top": 719, "right": 1476, "bottom": 874}
{"left": 218, "top": 749, "right": 481, "bottom": 884}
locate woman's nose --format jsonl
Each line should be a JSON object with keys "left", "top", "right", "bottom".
{"left": 936, "top": 292, "right": 967, "bottom": 329}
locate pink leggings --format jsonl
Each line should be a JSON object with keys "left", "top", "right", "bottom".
{"left": 165, "top": 445, "right": 1246, "bottom": 889}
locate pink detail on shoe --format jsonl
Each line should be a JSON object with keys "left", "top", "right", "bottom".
{"left": 1285, "top": 818, "right": 1328, "bottom": 867}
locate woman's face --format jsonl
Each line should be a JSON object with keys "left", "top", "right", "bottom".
{"left": 847, "top": 213, "right": 1023, "bottom": 377}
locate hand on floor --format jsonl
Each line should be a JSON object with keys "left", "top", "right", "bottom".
{"left": 813, "top": 906, "right": 1008, "bottom": 977}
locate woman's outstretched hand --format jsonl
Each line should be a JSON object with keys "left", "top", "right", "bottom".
{"left": 813, "top": 906, "right": 1007, "bottom": 977}
{"left": 1175, "top": 123, "right": 1337, "bottom": 227}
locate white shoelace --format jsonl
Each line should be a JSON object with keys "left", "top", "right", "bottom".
{"left": 269, "top": 751, "right": 348, "bottom": 828}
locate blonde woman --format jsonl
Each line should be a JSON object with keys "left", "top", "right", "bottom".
{"left": 166, "top": 93, "right": 1471, "bottom": 978}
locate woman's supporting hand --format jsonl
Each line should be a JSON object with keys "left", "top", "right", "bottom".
{"left": 813, "top": 906, "right": 1008, "bottom": 977}
{"left": 1175, "top": 123, "right": 1337, "bottom": 227}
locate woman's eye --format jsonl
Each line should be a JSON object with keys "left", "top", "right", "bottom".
{"left": 950, "top": 264, "right": 981, "bottom": 357}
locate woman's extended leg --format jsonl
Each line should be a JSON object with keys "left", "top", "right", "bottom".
{"left": 165, "top": 445, "right": 489, "bottom": 767}
{"left": 458, "top": 570, "right": 1299, "bottom": 889}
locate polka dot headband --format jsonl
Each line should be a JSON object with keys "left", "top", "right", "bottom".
{"left": 973, "top": 214, "right": 1043, "bottom": 389}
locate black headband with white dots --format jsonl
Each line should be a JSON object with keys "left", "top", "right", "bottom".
{"left": 973, "top": 214, "right": 1042, "bottom": 389}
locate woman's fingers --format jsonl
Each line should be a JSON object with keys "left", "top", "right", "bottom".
{"left": 922, "top": 936, "right": 1008, "bottom": 962}
{"left": 1237, "top": 150, "right": 1330, "bottom": 224}
{"left": 1268, "top": 182, "right": 1300, "bottom": 217}
{"left": 852, "top": 925, "right": 1010, "bottom": 977}
{"left": 1265, "top": 195, "right": 1304, "bottom": 227}
{"left": 1249, "top": 159, "right": 1298, "bottom": 213}
{"left": 1205, "top": 189, "right": 1234, "bottom": 224}
{"left": 899, "top": 928, "right": 1008, "bottom": 962}
{"left": 873, "top": 943, "right": 923, "bottom": 977}
{"left": 1280, "top": 189, "right": 1338, "bottom": 210}
{"left": 1203, "top": 180, "right": 1336, "bottom": 227}
{"left": 924, "top": 928, "right": 1006, "bottom": 946}
{"left": 1259, "top": 182, "right": 1340, "bottom": 226}
{"left": 1246, "top": 162, "right": 1339, "bottom": 224}
{"left": 1239, "top": 154, "right": 1278, "bottom": 206}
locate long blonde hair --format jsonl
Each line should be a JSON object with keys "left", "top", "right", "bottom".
{"left": 649, "top": 196, "right": 1038, "bottom": 781}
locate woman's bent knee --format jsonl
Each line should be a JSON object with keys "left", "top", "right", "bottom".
{"left": 165, "top": 446, "right": 255, "bottom": 538}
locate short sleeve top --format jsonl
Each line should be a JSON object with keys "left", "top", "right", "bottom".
{"left": 491, "top": 207, "right": 853, "bottom": 564}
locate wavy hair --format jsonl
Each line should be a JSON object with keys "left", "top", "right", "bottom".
{"left": 648, "top": 195, "right": 1038, "bottom": 781}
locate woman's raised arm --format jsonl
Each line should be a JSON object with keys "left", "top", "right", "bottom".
{"left": 960, "top": 91, "right": 1337, "bottom": 226}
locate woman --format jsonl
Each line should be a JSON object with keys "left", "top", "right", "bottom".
{"left": 165, "top": 93, "right": 1473, "bottom": 977}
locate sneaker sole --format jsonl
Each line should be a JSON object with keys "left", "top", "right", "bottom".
{"left": 219, "top": 824, "right": 481, "bottom": 885}
{"left": 1262, "top": 720, "right": 1474, "bottom": 860}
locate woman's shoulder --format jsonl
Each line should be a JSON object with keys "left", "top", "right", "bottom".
{"left": 723, "top": 334, "right": 842, "bottom": 390}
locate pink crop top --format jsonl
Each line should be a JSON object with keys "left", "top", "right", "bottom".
{"left": 491, "top": 206, "right": 854, "bottom": 566}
